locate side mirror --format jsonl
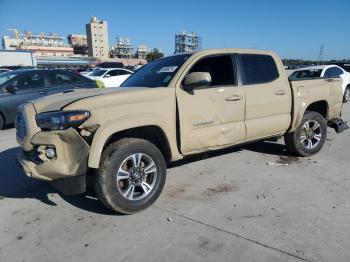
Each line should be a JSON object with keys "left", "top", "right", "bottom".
{"left": 6, "top": 85, "right": 18, "bottom": 94}
{"left": 104, "top": 74, "right": 111, "bottom": 78}
{"left": 183, "top": 72, "right": 212, "bottom": 91}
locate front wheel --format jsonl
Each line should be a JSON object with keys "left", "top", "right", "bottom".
{"left": 284, "top": 111, "right": 327, "bottom": 157}
{"left": 343, "top": 86, "right": 350, "bottom": 103}
{"left": 95, "top": 138, "right": 166, "bottom": 214}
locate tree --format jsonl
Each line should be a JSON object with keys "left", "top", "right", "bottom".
{"left": 146, "top": 48, "right": 164, "bottom": 63}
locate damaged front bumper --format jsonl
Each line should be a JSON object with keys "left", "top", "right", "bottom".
{"left": 17, "top": 128, "right": 90, "bottom": 181}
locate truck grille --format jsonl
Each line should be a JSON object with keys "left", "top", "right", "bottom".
{"left": 16, "top": 112, "right": 27, "bottom": 144}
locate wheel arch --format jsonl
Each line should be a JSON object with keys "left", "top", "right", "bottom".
{"left": 88, "top": 124, "right": 172, "bottom": 168}
{"left": 290, "top": 100, "right": 329, "bottom": 132}
{"left": 305, "top": 100, "right": 329, "bottom": 118}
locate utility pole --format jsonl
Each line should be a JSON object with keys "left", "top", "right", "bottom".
{"left": 318, "top": 44, "right": 324, "bottom": 65}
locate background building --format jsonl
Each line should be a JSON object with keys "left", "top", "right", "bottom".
{"left": 2, "top": 29, "right": 73, "bottom": 57}
{"left": 135, "top": 45, "right": 150, "bottom": 59}
{"left": 175, "top": 31, "right": 201, "bottom": 54}
{"left": 110, "top": 36, "right": 134, "bottom": 59}
{"left": 2, "top": 29, "right": 24, "bottom": 50}
{"left": 68, "top": 34, "right": 88, "bottom": 56}
{"left": 86, "top": 16, "right": 109, "bottom": 59}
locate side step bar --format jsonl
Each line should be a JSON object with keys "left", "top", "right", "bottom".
{"left": 328, "top": 118, "right": 349, "bottom": 133}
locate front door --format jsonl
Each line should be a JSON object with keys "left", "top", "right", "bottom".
{"left": 176, "top": 54, "right": 246, "bottom": 154}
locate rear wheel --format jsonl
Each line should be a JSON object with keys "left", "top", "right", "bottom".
{"left": 284, "top": 111, "right": 327, "bottom": 156}
{"left": 0, "top": 114, "right": 4, "bottom": 130}
{"left": 95, "top": 138, "right": 166, "bottom": 214}
{"left": 343, "top": 86, "right": 350, "bottom": 103}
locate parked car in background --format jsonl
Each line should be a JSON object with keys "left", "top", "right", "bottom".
{"left": 0, "top": 69, "right": 98, "bottom": 129}
{"left": 75, "top": 67, "right": 90, "bottom": 74}
{"left": 0, "top": 68, "right": 12, "bottom": 74}
{"left": 86, "top": 68, "right": 133, "bottom": 87}
{"left": 124, "top": 65, "right": 136, "bottom": 71}
{"left": 97, "top": 62, "right": 124, "bottom": 69}
{"left": 79, "top": 67, "right": 97, "bottom": 76}
{"left": 289, "top": 65, "right": 350, "bottom": 102}
{"left": 333, "top": 62, "right": 350, "bottom": 73}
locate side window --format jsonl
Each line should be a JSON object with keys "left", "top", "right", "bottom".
{"left": 332, "top": 67, "right": 343, "bottom": 77}
{"left": 324, "top": 68, "right": 332, "bottom": 78}
{"left": 189, "top": 55, "right": 235, "bottom": 86}
{"left": 240, "top": 54, "right": 279, "bottom": 85}
{"left": 12, "top": 73, "right": 44, "bottom": 90}
{"left": 107, "top": 70, "right": 119, "bottom": 76}
{"left": 48, "top": 72, "right": 77, "bottom": 86}
{"left": 117, "top": 70, "right": 130, "bottom": 75}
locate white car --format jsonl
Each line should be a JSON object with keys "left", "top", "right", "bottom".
{"left": 80, "top": 68, "right": 99, "bottom": 76}
{"left": 87, "top": 68, "right": 133, "bottom": 87}
{"left": 289, "top": 65, "right": 350, "bottom": 102}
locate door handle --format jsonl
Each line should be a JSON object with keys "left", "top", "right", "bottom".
{"left": 225, "top": 95, "right": 243, "bottom": 101}
{"left": 325, "top": 78, "right": 334, "bottom": 82}
{"left": 275, "top": 90, "right": 287, "bottom": 95}
{"left": 39, "top": 91, "right": 47, "bottom": 94}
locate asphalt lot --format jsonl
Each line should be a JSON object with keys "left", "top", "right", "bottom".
{"left": 0, "top": 104, "right": 349, "bottom": 262}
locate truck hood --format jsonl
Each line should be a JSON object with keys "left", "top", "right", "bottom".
{"left": 31, "top": 87, "right": 137, "bottom": 113}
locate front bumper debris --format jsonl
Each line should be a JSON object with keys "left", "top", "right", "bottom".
{"left": 328, "top": 118, "right": 349, "bottom": 133}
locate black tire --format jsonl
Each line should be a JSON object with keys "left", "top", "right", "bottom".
{"left": 95, "top": 138, "right": 166, "bottom": 214}
{"left": 284, "top": 111, "right": 327, "bottom": 157}
{"left": 343, "top": 86, "right": 350, "bottom": 103}
{"left": 0, "top": 114, "right": 4, "bottom": 130}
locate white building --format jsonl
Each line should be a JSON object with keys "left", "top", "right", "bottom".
{"left": 2, "top": 35, "right": 24, "bottom": 50}
{"left": 86, "top": 16, "right": 109, "bottom": 59}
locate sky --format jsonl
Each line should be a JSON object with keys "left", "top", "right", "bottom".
{"left": 0, "top": 0, "right": 349, "bottom": 60}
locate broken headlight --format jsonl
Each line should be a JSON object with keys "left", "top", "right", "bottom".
{"left": 36, "top": 110, "right": 90, "bottom": 131}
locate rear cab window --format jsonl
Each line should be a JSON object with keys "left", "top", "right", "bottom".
{"left": 240, "top": 54, "right": 279, "bottom": 84}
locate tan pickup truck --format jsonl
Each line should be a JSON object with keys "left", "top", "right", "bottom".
{"left": 16, "top": 49, "right": 347, "bottom": 214}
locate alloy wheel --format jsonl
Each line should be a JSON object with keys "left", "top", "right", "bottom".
{"left": 116, "top": 153, "right": 157, "bottom": 201}
{"left": 300, "top": 120, "right": 322, "bottom": 149}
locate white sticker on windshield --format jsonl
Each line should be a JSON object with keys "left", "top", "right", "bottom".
{"left": 158, "top": 66, "right": 178, "bottom": 73}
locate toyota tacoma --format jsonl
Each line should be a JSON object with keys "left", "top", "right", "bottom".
{"left": 16, "top": 49, "right": 347, "bottom": 214}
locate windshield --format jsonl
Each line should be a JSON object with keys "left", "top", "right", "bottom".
{"left": 90, "top": 69, "right": 107, "bottom": 77}
{"left": 289, "top": 69, "right": 323, "bottom": 80}
{"left": 121, "top": 54, "right": 191, "bottom": 88}
{"left": 0, "top": 71, "right": 18, "bottom": 85}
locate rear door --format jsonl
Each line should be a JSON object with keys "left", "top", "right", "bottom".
{"left": 176, "top": 54, "right": 246, "bottom": 154}
{"left": 239, "top": 54, "right": 291, "bottom": 140}
{"left": 115, "top": 69, "right": 132, "bottom": 86}
{"left": 1, "top": 71, "right": 47, "bottom": 123}
{"left": 103, "top": 69, "right": 131, "bottom": 87}
{"left": 102, "top": 69, "right": 119, "bottom": 87}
